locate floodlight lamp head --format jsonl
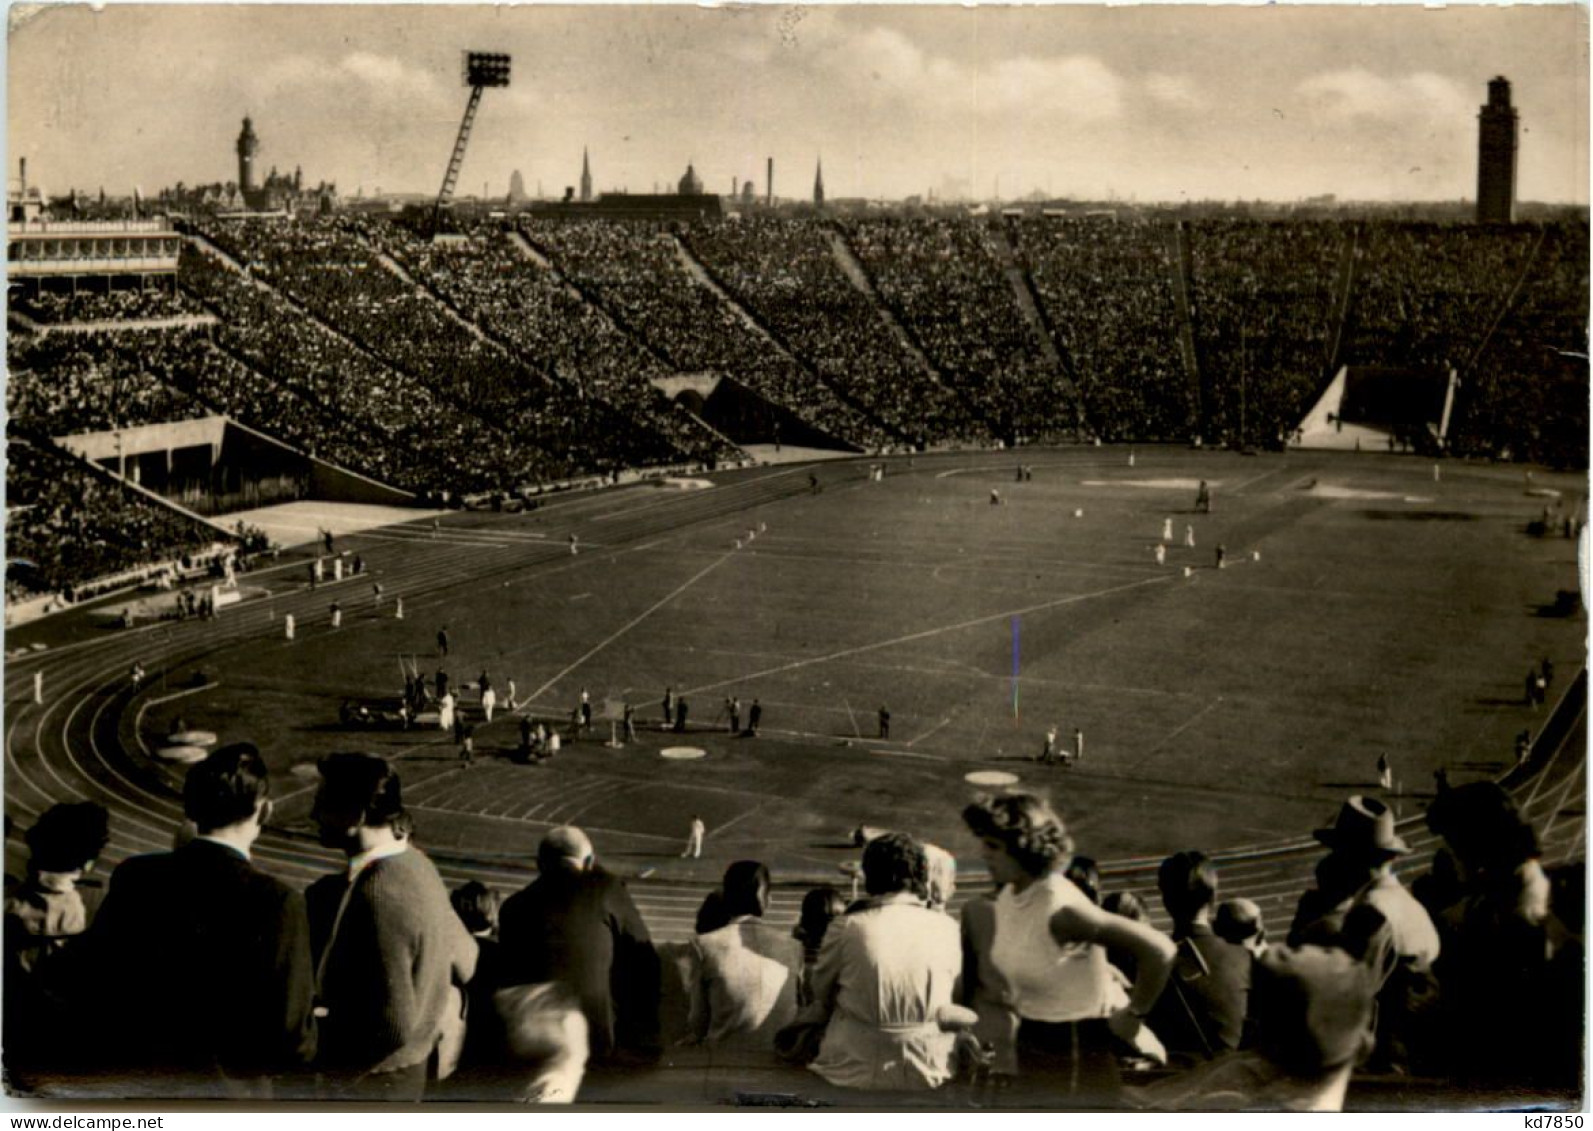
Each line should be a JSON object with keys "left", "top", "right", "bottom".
{"left": 463, "top": 51, "right": 512, "bottom": 89}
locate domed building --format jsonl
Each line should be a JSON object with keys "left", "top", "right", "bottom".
{"left": 677, "top": 162, "right": 704, "bottom": 196}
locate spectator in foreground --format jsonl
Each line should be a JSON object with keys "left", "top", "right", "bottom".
{"left": 958, "top": 883, "right": 1020, "bottom": 1080}
{"left": 1423, "top": 782, "right": 1560, "bottom": 1085}
{"left": 924, "top": 843, "right": 957, "bottom": 912}
{"left": 451, "top": 881, "right": 506, "bottom": 1073}
{"left": 493, "top": 980, "right": 590, "bottom": 1103}
{"left": 792, "top": 886, "right": 847, "bottom": 1008}
{"left": 497, "top": 826, "right": 661, "bottom": 1067}
{"left": 686, "top": 860, "right": 802, "bottom": 1059}
{"left": 86, "top": 746, "right": 314, "bottom": 1094}
{"left": 1130, "top": 943, "right": 1381, "bottom": 1112}
{"left": 1148, "top": 851, "right": 1252, "bottom": 1064}
{"left": 1101, "top": 891, "right": 1151, "bottom": 981}
{"left": 4, "top": 801, "right": 111, "bottom": 1079}
{"left": 962, "top": 792, "right": 1176, "bottom": 1105}
{"left": 1288, "top": 796, "right": 1440, "bottom": 1074}
{"left": 306, "top": 753, "right": 477, "bottom": 1100}
{"left": 804, "top": 832, "right": 962, "bottom": 1091}
{"left": 1214, "top": 898, "right": 1269, "bottom": 958}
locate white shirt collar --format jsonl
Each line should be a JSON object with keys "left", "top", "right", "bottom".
{"left": 194, "top": 835, "right": 251, "bottom": 862}
{"left": 347, "top": 838, "right": 408, "bottom": 881}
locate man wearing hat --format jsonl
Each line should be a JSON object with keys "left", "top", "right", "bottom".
{"left": 1288, "top": 796, "right": 1439, "bottom": 1074}
{"left": 497, "top": 827, "right": 660, "bottom": 1068}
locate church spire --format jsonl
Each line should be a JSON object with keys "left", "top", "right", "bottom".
{"left": 814, "top": 157, "right": 825, "bottom": 207}
{"left": 580, "top": 146, "right": 593, "bottom": 203}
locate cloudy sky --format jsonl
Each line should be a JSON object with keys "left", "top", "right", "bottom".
{"left": 8, "top": 4, "right": 1588, "bottom": 204}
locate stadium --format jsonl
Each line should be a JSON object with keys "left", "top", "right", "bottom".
{"left": 3, "top": 5, "right": 1588, "bottom": 1113}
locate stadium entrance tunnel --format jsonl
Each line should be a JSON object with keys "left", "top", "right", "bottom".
{"left": 653, "top": 373, "right": 859, "bottom": 452}
{"left": 674, "top": 388, "right": 706, "bottom": 417}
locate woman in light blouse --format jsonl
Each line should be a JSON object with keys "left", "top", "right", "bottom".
{"left": 962, "top": 792, "right": 1175, "bottom": 1104}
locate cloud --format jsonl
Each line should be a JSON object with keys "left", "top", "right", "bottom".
{"left": 987, "top": 56, "right": 1123, "bottom": 119}
{"left": 1145, "top": 73, "right": 1207, "bottom": 113}
{"left": 1295, "top": 68, "right": 1470, "bottom": 125}
{"left": 251, "top": 50, "right": 447, "bottom": 111}
{"left": 832, "top": 26, "right": 1121, "bottom": 123}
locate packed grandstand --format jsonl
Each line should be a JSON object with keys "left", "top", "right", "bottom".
{"left": 6, "top": 212, "right": 1587, "bottom": 604}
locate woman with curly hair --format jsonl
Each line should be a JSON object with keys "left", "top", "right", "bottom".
{"left": 962, "top": 792, "right": 1175, "bottom": 1103}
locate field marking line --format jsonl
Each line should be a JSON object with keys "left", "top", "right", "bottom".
{"left": 907, "top": 716, "right": 955, "bottom": 747}
{"left": 525, "top": 548, "right": 740, "bottom": 703}
{"left": 404, "top": 803, "right": 683, "bottom": 844}
{"left": 1127, "top": 697, "right": 1225, "bottom": 772}
{"left": 683, "top": 573, "right": 1174, "bottom": 698}
{"left": 935, "top": 465, "right": 1025, "bottom": 480}
{"left": 709, "top": 804, "right": 769, "bottom": 838}
{"left": 872, "top": 747, "right": 946, "bottom": 762}
{"left": 842, "top": 697, "right": 861, "bottom": 738}
{"left": 142, "top": 683, "right": 222, "bottom": 709}
{"left": 1229, "top": 466, "right": 1289, "bottom": 494}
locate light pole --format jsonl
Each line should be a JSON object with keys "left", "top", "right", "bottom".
{"left": 432, "top": 52, "right": 511, "bottom": 237}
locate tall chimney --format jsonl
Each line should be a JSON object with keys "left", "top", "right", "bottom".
{"left": 19, "top": 157, "right": 26, "bottom": 195}
{"left": 766, "top": 157, "right": 773, "bottom": 206}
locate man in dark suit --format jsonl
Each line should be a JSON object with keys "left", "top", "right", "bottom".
{"left": 1148, "top": 850, "right": 1252, "bottom": 1065}
{"left": 497, "top": 827, "right": 660, "bottom": 1068}
{"left": 85, "top": 744, "right": 315, "bottom": 1095}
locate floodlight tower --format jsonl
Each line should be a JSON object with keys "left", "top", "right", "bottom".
{"left": 432, "top": 51, "right": 511, "bottom": 234}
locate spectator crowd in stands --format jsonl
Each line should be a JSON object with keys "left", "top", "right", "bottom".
{"left": 846, "top": 217, "right": 1079, "bottom": 445}
{"left": 686, "top": 219, "right": 990, "bottom": 446}
{"left": 4, "top": 439, "right": 223, "bottom": 603}
{"left": 368, "top": 222, "right": 737, "bottom": 467}
{"left": 6, "top": 213, "right": 1584, "bottom": 611}
{"left": 193, "top": 215, "right": 696, "bottom": 483}
{"left": 1187, "top": 220, "right": 1348, "bottom": 448}
{"left": 520, "top": 217, "right": 890, "bottom": 448}
{"left": 1013, "top": 217, "right": 1192, "bottom": 442}
{"left": 12, "top": 286, "right": 202, "bottom": 326}
{"left": 5, "top": 741, "right": 1581, "bottom": 1109}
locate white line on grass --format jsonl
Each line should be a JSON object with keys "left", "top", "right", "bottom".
{"left": 873, "top": 748, "right": 946, "bottom": 762}
{"left": 1128, "top": 697, "right": 1225, "bottom": 771}
{"left": 907, "top": 716, "right": 955, "bottom": 747}
{"left": 683, "top": 573, "right": 1175, "bottom": 698}
{"left": 525, "top": 548, "right": 740, "bottom": 703}
{"left": 842, "top": 697, "right": 861, "bottom": 737}
{"left": 1229, "top": 466, "right": 1289, "bottom": 494}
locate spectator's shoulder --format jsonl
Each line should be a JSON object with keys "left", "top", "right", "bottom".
{"left": 105, "top": 849, "right": 174, "bottom": 889}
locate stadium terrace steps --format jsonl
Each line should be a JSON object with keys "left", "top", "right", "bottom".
{"left": 824, "top": 226, "right": 954, "bottom": 388}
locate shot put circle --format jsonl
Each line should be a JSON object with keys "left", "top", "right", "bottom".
{"left": 660, "top": 747, "right": 707, "bottom": 761}
{"left": 156, "top": 745, "right": 208, "bottom": 765}
{"left": 169, "top": 730, "right": 217, "bottom": 747}
{"left": 964, "top": 770, "right": 1020, "bottom": 787}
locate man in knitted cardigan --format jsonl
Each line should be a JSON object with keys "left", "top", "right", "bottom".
{"left": 306, "top": 754, "right": 477, "bottom": 1100}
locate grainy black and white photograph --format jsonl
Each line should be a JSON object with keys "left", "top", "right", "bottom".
{"left": 2, "top": 1, "right": 1588, "bottom": 1114}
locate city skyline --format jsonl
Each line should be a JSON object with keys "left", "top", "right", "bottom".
{"left": 8, "top": 4, "right": 1589, "bottom": 205}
